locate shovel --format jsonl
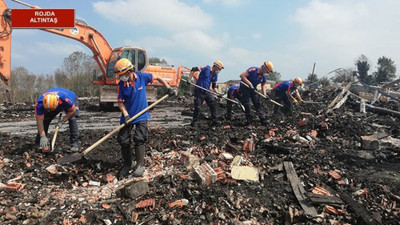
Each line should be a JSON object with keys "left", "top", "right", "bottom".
{"left": 183, "top": 78, "right": 245, "bottom": 112}
{"left": 50, "top": 113, "right": 62, "bottom": 152}
{"left": 57, "top": 94, "right": 170, "bottom": 164}
{"left": 240, "top": 81, "right": 283, "bottom": 107}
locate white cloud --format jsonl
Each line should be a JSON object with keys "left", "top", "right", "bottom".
{"left": 93, "top": 0, "right": 212, "bottom": 31}
{"left": 251, "top": 33, "right": 262, "bottom": 40}
{"left": 292, "top": 0, "right": 400, "bottom": 75}
{"left": 202, "top": 0, "right": 249, "bottom": 6}
{"left": 123, "top": 36, "right": 176, "bottom": 53}
{"left": 32, "top": 42, "right": 86, "bottom": 56}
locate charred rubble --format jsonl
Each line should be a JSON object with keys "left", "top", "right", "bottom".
{"left": 0, "top": 84, "right": 399, "bottom": 225}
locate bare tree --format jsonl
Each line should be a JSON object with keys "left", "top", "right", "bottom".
{"left": 56, "top": 51, "right": 100, "bottom": 97}
{"left": 9, "top": 67, "right": 37, "bottom": 103}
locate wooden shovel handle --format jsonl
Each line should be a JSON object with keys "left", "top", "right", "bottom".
{"left": 82, "top": 94, "right": 169, "bottom": 156}
{"left": 51, "top": 126, "right": 59, "bottom": 150}
{"left": 240, "top": 81, "right": 283, "bottom": 107}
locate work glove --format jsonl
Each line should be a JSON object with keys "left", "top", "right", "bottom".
{"left": 40, "top": 136, "right": 49, "bottom": 149}
{"left": 124, "top": 115, "right": 131, "bottom": 125}
{"left": 168, "top": 87, "right": 175, "bottom": 96}
{"left": 191, "top": 67, "right": 199, "bottom": 72}
{"left": 248, "top": 83, "right": 255, "bottom": 90}
{"left": 293, "top": 99, "right": 298, "bottom": 104}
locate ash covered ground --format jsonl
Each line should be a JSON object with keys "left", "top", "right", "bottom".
{"left": 0, "top": 87, "right": 399, "bottom": 225}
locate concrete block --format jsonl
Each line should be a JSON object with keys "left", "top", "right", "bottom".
{"left": 117, "top": 180, "right": 149, "bottom": 199}
{"left": 231, "top": 166, "right": 259, "bottom": 182}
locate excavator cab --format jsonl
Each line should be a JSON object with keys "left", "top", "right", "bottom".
{"left": 106, "top": 47, "right": 148, "bottom": 80}
{"left": 98, "top": 47, "right": 149, "bottom": 109}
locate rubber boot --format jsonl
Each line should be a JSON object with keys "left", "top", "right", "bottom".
{"left": 133, "top": 145, "right": 145, "bottom": 177}
{"left": 118, "top": 145, "right": 132, "bottom": 177}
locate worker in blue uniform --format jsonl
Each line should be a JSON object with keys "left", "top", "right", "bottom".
{"left": 239, "top": 61, "right": 274, "bottom": 126}
{"left": 114, "top": 58, "right": 175, "bottom": 177}
{"left": 35, "top": 87, "right": 80, "bottom": 152}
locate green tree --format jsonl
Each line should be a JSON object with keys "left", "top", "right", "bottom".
{"left": 319, "top": 77, "right": 331, "bottom": 87}
{"left": 267, "top": 71, "right": 281, "bottom": 82}
{"left": 307, "top": 73, "right": 318, "bottom": 83}
{"left": 373, "top": 56, "right": 397, "bottom": 84}
{"left": 355, "top": 55, "right": 374, "bottom": 84}
{"left": 149, "top": 57, "right": 169, "bottom": 66}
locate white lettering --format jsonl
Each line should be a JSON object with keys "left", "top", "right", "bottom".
{"left": 34, "top": 11, "right": 55, "bottom": 17}
{"left": 30, "top": 17, "right": 58, "bottom": 24}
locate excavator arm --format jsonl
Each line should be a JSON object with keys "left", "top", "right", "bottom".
{"left": 0, "top": 0, "right": 185, "bottom": 106}
{"left": 0, "top": 0, "right": 11, "bottom": 87}
{"left": 0, "top": 0, "right": 113, "bottom": 85}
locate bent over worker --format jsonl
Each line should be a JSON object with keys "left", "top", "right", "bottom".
{"left": 225, "top": 84, "right": 244, "bottom": 121}
{"left": 35, "top": 87, "right": 80, "bottom": 152}
{"left": 239, "top": 61, "right": 273, "bottom": 126}
{"left": 115, "top": 58, "right": 175, "bottom": 177}
{"left": 189, "top": 60, "right": 224, "bottom": 127}
{"left": 272, "top": 77, "right": 304, "bottom": 115}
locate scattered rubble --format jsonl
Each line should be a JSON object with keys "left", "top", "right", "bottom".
{"left": 0, "top": 86, "right": 399, "bottom": 224}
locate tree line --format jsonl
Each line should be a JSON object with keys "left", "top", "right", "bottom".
{"left": 1, "top": 52, "right": 398, "bottom": 103}
{"left": 0, "top": 52, "right": 174, "bottom": 103}
{"left": 307, "top": 55, "right": 398, "bottom": 86}
{"left": 2, "top": 51, "right": 100, "bottom": 103}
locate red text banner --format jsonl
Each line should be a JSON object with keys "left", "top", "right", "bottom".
{"left": 11, "top": 9, "right": 75, "bottom": 28}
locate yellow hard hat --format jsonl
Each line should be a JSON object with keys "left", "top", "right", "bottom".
{"left": 294, "top": 77, "right": 303, "bottom": 85}
{"left": 114, "top": 58, "right": 134, "bottom": 76}
{"left": 213, "top": 60, "right": 224, "bottom": 70}
{"left": 43, "top": 93, "right": 59, "bottom": 110}
{"left": 262, "top": 61, "right": 273, "bottom": 73}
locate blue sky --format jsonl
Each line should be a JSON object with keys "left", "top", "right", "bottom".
{"left": 7, "top": 0, "right": 400, "bottom": 82}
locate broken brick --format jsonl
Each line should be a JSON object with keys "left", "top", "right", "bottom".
{"left": 298, "top": 119, "right": 307, "bottom": 126}
{"left": 135, "top": 199, "right": 155, "bottom": 209}
{"left": 328, "top": 170, "right": 342, "bottom": 179}
{"left": 5, "top": 182, "right": 23, "bottom": 192}
{"left": 193, "top": 163, "right": 217, "bottom": 185}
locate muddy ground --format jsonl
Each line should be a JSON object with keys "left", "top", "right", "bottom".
{"left": 0, "top": 89, "right": 399, "bottom": 225}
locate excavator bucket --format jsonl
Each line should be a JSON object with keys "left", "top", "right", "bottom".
{"left": 0, "top": 0, "right": 11, "bottom": 90}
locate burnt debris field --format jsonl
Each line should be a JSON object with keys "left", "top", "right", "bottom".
{"left": 0, "top": 85, "right": 399, "bottom": 225}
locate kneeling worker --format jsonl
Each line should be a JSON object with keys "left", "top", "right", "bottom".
{"left": 35, "top": 87, "right": 80, "bottom": 152}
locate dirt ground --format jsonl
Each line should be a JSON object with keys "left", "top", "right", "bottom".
{"left": 0, "top": 89, "right": 399, "bottom": 225}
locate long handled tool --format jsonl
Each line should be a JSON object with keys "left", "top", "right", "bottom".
{"left": 51, "top": 113, "right": 62, "bottom": 152}
{"left": 240, "top": 81, "right": 283, "bottom": 107}
{"left": 183, "top": 78, "right": 245, "bottom": 111}
{"left": 302, "top": 101, "right": 323, "bottom": 104}
{"left": 57, "top": 94, "right": 169, "bottom": 164}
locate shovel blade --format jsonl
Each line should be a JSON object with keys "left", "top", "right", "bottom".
{"left": 57, "top": 153, "right": 83, "bottom": 164}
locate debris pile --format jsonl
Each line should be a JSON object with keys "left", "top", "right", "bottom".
{"left": 0, "top": 85, "right": 399, "bottom": 224}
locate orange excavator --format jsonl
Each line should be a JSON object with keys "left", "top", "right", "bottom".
{"left": 0, "top": 0, "right": 187, "bottom": 107}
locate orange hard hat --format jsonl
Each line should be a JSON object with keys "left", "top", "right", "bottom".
{"left": 213, "top": 60, "right": 224, "bottom": 70}
{"left": 262, "top": 61, "right": 273, "bottom": 73}
{"left": 294, "top": 77, "right": 303, "bottom": 85}
{"left": 43, "top": 93, "right": 59, "bottom": 110}
{"left": 114, "top": 58, "right": 134, "bottom": 76}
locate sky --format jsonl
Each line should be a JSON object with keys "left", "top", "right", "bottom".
{"left": 6, "top": 0, "right": 400, "bottom": 82}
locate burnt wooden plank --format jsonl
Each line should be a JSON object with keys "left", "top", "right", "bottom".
{"left": 283, "top": 161, "right": 319, "bottom": 218}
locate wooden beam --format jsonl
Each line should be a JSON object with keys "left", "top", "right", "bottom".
{"left": 283, "top": 161, "right": 319, "bottom": 218}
